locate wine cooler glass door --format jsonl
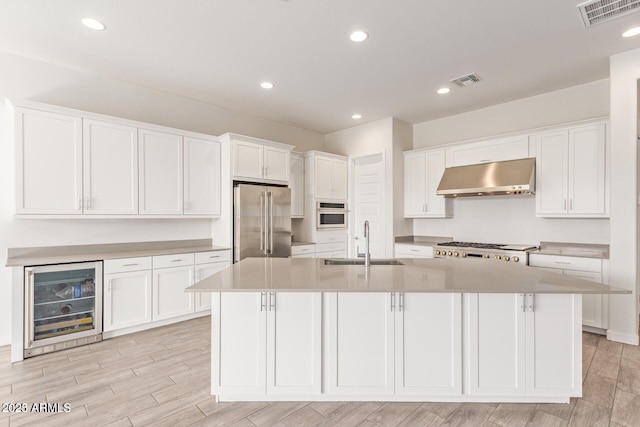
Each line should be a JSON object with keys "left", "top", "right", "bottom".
{"left": 25, "top": 261, "right": 103, "bottom": 351}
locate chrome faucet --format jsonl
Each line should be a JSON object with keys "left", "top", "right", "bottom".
{"left": 356, "top": 220, "right": 371, "bottom": 267}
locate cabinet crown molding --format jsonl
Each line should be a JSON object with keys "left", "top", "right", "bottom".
{"left": 219, "top": 132, "right": 295, "bottom": 151}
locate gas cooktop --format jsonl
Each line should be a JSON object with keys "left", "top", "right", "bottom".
{"left": 437, "top": 242, "right": 537, "bottom": 251}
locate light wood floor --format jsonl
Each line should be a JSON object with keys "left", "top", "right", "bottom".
{"left": 1, "top": 317, "right": 639, "bottom": 426}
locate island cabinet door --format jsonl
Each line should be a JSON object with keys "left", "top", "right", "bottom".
{"left": 211, "top": 292, "right": 267, "bottom": 396}
{"left": 525, "top": 294, "right": 581, "bottom": 397}
{"left": 325, "top": 292, "right": 395, "bottom": 395}
{"left": 466, "top": 293, "right": 527, "bottom": 396}
{"left": 394, "top": 293, "right": 462, "bottom": 396}
{"left": 266, "top": 292, "right": 322, "bottom": 395}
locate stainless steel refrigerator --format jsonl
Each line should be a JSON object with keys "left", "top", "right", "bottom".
{"left": 234, "top": 183, "right": 291, "bottom": 263}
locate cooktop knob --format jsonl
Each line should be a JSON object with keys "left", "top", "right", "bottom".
{"left": 435, "top": 250, "right": 441, "bottom": 255}
{"left": 503, "top": 256, "right": 510, "bottom": 261}
{"left": 512, "top": 256, "right": 520, "bottom": 262}
{"left": 461, "top": 253, "right": 467, "bottom": 258}
{"left": 483, "top": 254, "right": 489, "bottom": 259}
{"left": 447, "top": 251, "right": 453, "bottom": 256}
{"left": 494, "top": 255, "right": 501, "bottom": 260}
{"left": 453, "top": 251, "right": 459, "bottom": 257}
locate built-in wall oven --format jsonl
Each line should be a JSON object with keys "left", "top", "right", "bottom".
{"left": 24, "top": 261, "right": 103, "bottom": 358}
{"left": 316, "top": 201, "right": 348, "bottom": 229}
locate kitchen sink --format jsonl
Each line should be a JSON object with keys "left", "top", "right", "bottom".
{"left": 323, "top": 258, "right": 405, "bottom": 266}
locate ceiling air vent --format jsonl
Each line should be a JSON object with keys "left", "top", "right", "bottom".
{"left": 450, "top": 73, "right": 482, "bottom": 87}
{"left": 578, "top": 0, "right": 640, "bottom": 28}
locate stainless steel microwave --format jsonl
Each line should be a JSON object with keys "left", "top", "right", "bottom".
{"left": 316, "top": 201, "right": 348, "bottom": 229}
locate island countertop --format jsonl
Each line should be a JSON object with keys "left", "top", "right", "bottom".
{"left": 185, "top": 257, "right": 629, "bottom": 294}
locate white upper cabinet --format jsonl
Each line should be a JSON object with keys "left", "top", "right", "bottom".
{"left": 403, "top": 148, "right": 451, "bottom": 218}
{"left": 534, "top": 123, "right": 607, "bottom": 217}
{"left": 309, "top": 152, "right": 348, "bottom": 200}
{"left": 231, "top": 135, "right": 293, "bottom": 183}
{"left": 290, "top": 152, "right": 305, "bottom": 217}
{"left": 83, "top": 119, "right": 138, "bottom": 215}
{"left": 445, "top": 136, "right": 529, "bottom": 167}
{"left": 16, "top": 108, "right": 83, "bottom": 214}
{"left": 184, "top": 137, "right": 221, "bottom": 216}
{"left": 138, "top": 129, "right": 184, "bottom": 215}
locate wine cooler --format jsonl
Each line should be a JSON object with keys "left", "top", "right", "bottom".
{"left": 24, "top": 261, "right": 103, "bottom": 358}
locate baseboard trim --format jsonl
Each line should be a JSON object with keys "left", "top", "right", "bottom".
{"left": 606, "top": 330, "right": 639, "bottom": 345}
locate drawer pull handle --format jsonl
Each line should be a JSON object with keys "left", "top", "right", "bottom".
{"left": 555, "top": 261, "right": 571, "bottom": 265}
{"left": 410, "top": 249, "right": 419, "bottom": 252}
{"left": 123, "top": 263, "right": 138, "bottom": 267}
{"left": 170, "top": 259, "right": 183, "bottom": 263}
{"left": 209, "top": 255, "right": 220, "bottom": 258}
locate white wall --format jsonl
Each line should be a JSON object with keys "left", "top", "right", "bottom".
{"left": 412, "top": 79, "right": 611, "bottom": 246}
{"left": 0, "top": 51, "right": 325, "bottom": 345}
{"left": 392, "top": 119, "right": 413, "bottom": 238}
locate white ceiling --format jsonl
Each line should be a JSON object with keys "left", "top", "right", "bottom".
{"left": 1, "top": 0, "right": 639, "bottom": 134}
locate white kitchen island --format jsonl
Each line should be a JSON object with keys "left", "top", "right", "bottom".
{"left": 186, "top": 257, "right": 628, "bottom": 403}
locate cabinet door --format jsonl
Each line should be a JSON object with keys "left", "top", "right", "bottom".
{"left": 266, "top": 292, "right": 322, "bottom": 395}
{"left": 16, "top": 108, "right": 83, "bottom": 214}
{"left": 194, "top": 261, "right": 229, "bottom": 312}
{"left": 290, "top": 153, "right": 305, "bottom": 217}
{"left": 404, "top": 152, "right": 427, "bottom": 217}
{"left": 233, "top": 140, "right": 263, "bottom": 179}
{"left": 425, "top": 149, "right": 449, "bottom": 217}
{"left": 446, "top": 136, "right": 528, "bottom": 167}
{"left": 212, "top": 292, "right": 267, "bottom": 396}
{"left": 568, "top": 124, "right": 606, "bottom": 215}
{"left": 184, "top": 137, "right": 221, "bottom": 216}
{"left": 264, "top": 146, "right": 290, "bottom": 182}
{"left": 563, "top": 270, "right": 603, "bottom": 329}
{"left": 331, "top": 159, "right": 348, "bottom": 200}
{"left": 315, "top": 156, "right": 333, "bottom": 199}
{"left": 326, "top": 292, "right": 394, "bottom": 395}
{"left": 139, "top": 129, "right": 183, "bottom": 215}
{"left": 525, "top": 294, "right": 581, "bottom": 397}
{"left": 467, "top": 293, "right": 526, "bottom": 396}
{"left": 83, "top": 120, "right": 138, "bottom": 215}
{"left": 104, "top": 270, "right": 152, "bottom": 331}
{"left": 535, "top": 130, "right": 569, "bottom": 215}
{"left": 152, "top": 265, "right": 194, "bottom": 321}
{"left": 395, "top": 293, "right": 461, "bottom": 395}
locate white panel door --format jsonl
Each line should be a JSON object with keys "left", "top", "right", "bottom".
{"left": 184, "top": 137, "right": 220, "bottom": 216}
{"left": 104, "top": 270, "right": 152, "bottom": 331}
{"left": 353, "top": 154, "right": 386, "bottom": 258}
{"left": 212, "top": 292, "right": 267, "bottom": 395}
{"left": 568, "top": 124, "right": 606, "bottom": 215}
{"left": 16, "top": 108, "right": 83, "bottom": 214}
{"left": 525, "top": 294, "right": 581, "bottom": 397}
{"left": 263, "top": 146, "right": 290, "bottom": 182}
{"left": 138, "top": 129, "right": 183, "bottom": 215}
{"left": 331, "top": 159, "right": 349, "bottom": 200}
{"left": 404, "top": 152, "right": 427, "bottom": 217}
{"left": 425, "top": 149, "right": 448, "bottom": 217}
{"left": 152, "top": 266, "right": 194, "bottom": 321}
{"left": 467, "top": 293, "right": 526, "bottom": 396}
{"left": 563, "top": 270, "right": 603, "bottom": 328}
{"left": 233, "top": 140, "right": 263, "bottom": 179}
{"left": 266, "top": 292, "right": 322, "bottom": 395}
{"left": 445, "top": 136, "right": 529, "bottom": 167}
{"left": 535, "top": 130, "right": 569, "bottom": 215}
{"left": 194, "top": 261, "right": 229, "bottom": 312}
{"left": 395, "top": 293, "right": 462, "bottom": 395}
{"left": 290, "top": 153, "right": 305, "bottom": 217}
{"left": 326, "top": 292, "right": 394, "bottom": 395}
{"left": 83, "top": 119, "right": 138, "bottom": 215}
{"left": 315, "top": 156, "right": 333, "bottom": 199}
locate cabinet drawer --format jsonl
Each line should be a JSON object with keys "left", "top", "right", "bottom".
{"left": 316, "top": 242, "right": 347, "bottom": 254}
{"left": 104, "top": 257, "right": 152, "bottom": 273}
{"left": 528, "top": 254, "right": 601, "bottom": 272}
{"left": 316, "top": 250, "right": 347, "bottom": 259}
{"left": 292, "top": 253, "right": 316, "bottom": 258}
{"left": 153, "top": 253, "right": 195, "bottom": 269}
{"left": 316, "top": 230, "right": 348, "bottom": 243}
{"left": 195, "top": 250, "right": 231, "bottom": 265}
{"left": 395, "top": 244, "right": 433, "bottom": 257}
{"left": 292, "top": 245, "right": 315, "bottom": 256}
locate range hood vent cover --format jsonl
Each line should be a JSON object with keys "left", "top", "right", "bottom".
{"left": 450, "top": 73, "right": 482, "bottom": 87}
{"left": 577, "top": 0, "right": 640, "bottom": 27}
{"left": 436, "top": 158, "right": 536, "bottom": 198}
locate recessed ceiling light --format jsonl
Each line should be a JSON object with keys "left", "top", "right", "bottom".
{"left": 623, "top": 26, "right": 640, "bottom": 37}
{"left": 349, "top": 31, "right": 368, "bottom": 42}
{"left": 437, "top": 87, "right": 450, "bottom": 95}
{"left": 260, "top": 82, "right": 274, "bottom": 89}
{"left": 352, "top": 114, "right": 362, "bottom": 119}
{"left": 81, "top": 18, "right": 106, "bottom": 31}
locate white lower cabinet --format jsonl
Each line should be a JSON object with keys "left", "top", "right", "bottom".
{"left": 104, "top": 262, "right": 153, "bottom": 332}
{"left": 394, "top": 244, "right": 434, "bottom": 258}
{"left": 194, "top": 261, "right": 229, "bottom": 312}
{"left": 467, "top": 293, "right": 581, "bottom": 398}
{"left": 326, "top": 292, "right": 461, "bottom": 396}
{"left": 212, "top": 292, "right": 322, "bottom": 397}
{"left": 153, "top": 265, "right": 195, "bottom": 321}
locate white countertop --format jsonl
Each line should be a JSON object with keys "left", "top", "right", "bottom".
{"left": 186, "top": 257, "right": 628, "bottom": 294}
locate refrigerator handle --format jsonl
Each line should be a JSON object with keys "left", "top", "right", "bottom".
{"left": 269, "top": 191, "right": 274, "bottom": 255}
{"left": 260, "top": 193, "right": 265, "bottom": 253}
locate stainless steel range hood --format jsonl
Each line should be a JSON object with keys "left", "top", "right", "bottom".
{"left": 436, "top": 158, "right": 535, "bottom": 198}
